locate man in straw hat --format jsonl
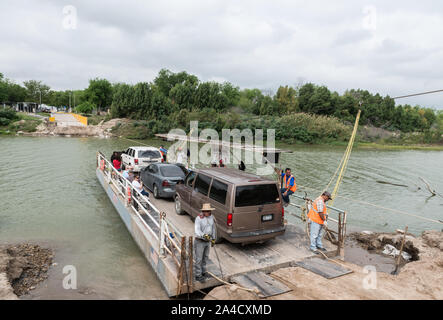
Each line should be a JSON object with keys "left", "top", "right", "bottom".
{"left": 194, "top": 203, "right": 216, "bottom": 282}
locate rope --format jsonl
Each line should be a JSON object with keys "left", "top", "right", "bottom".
{"left": 328, "top": 110, "right": 361, "bottom": 207}
{"left": 212, "top": 245, "right": 224, "bottom": 279}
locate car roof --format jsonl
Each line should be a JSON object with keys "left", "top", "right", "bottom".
{"left": 152, "top": 163, "right": 180, "bottom": 167}
{"left": 196, "top": 167, "right": 275, "bottom": 185}
{"left": 130, "top": 146, "right": 159, "bottom": 151}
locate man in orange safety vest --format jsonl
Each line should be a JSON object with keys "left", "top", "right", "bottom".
{"left": 308, "top": 191, "right": 332, "bottom": 253}
{"left": 280, "top": 168, "right": 297, "bottom": 206}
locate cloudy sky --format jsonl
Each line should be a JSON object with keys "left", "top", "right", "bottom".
{"left": 1, "top": 0, "right": 442, "bottom": 108}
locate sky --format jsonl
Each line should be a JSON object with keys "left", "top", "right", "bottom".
{"left": 0, "top": 0, "right": 442, "bottom": 108}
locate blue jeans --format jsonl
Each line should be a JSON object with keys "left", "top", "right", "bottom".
{"left": 310, "top": 221, "right": 325, "bottom": 251}
{"left": 140, "top": 189, "right": 149, "bottom": 197}
{"left": 280, "top": 188, "right": 294, "bottom": 203}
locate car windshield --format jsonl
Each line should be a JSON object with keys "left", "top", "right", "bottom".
{"left": 235, "top": 184, "right": 279, "bottom": 207}
{"left": 160, "top": 166, "right": 185, "bottom": 177}
{"left": 138, "top": 150, "right": 161, "bottom": 158}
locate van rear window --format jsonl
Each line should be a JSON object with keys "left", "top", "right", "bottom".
{"left": 235, "top": 184, "right": 279, "bottom": 207}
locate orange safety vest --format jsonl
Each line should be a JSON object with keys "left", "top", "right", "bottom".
{"left": 282, "top": 174, "right": 297, "bottom": 193}
{"left": 308, "top": 197, "right": 327, "bottom": 225}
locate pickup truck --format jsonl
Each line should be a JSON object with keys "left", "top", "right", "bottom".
{"left": 121, "top": 146, "right": 163, "bottom": 172}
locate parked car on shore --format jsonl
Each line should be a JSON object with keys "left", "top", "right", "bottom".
{"left": 121, "top": 146, "right": 162, "bottom": 172}
{"left": 175, "top": 167, "right": 285, "bottom": 244}
{"left": 141, "top": 163, "right": 186, "bottom": 198}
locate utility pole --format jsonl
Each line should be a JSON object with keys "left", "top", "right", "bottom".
{"left": 38, "top": 90, "right": 41, "bottom": 113}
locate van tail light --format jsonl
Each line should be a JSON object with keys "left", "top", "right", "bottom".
{"left": 134, "top": 159, "right": 139, "bottom": 164}
{"left": 227, "top": 213, "right": 233, "bottom": 227}
{"left": 162, "top": 180, "right": 170, "bottom": 187}
{"left": 282, "top": 207, "right": 285, "bottom": 218}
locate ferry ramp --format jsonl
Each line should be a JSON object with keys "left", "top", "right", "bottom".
{"left": 52, "top": 112, "right": 86, "bottom": 127}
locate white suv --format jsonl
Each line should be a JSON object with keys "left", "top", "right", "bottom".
{"left": 122, "top": 147, "right": 163, "bottom": 172}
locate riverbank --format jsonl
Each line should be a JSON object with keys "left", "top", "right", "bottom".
{"left": 3, "top": 116, "right": 443, "bottom": 151}
{"left": 204, "top": 230, "right": 443, "bottom": 300}
{"left": 0, "top": 243, "right": 54, "bottom": 299}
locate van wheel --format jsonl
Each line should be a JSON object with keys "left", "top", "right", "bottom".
{"left": 175, "top": 195, "right": 185, "bottom": 215}
{"left": 153, "top": 184, "right": 160, "bottom": 199}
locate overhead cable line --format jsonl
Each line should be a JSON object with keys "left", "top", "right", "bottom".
{"left": 392, "top": 89, "right": 443, "bottom": 100}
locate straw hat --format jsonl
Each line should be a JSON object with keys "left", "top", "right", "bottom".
{"left": 201, "top": 203, "right": 215, "bottom": 211}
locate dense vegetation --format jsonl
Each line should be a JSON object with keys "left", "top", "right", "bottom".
{"left": 1, "top": 70, "right": 442, "bottom": 144}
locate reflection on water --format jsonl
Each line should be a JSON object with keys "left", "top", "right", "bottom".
{"left": 0, "top": 136, "right": 442, "bottom": 298}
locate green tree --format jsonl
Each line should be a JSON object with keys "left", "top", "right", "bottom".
{"left": 110, "top": 83, "right": 134, "bottom": 118}
{"left": 23, "top": 80, "right": 50, "bottom": 104}
{"left": 85, "top": 78, "right": 113, "bottom": 112}
{"left": 194, "top": 82, "right": 228, "bottom": 111}
{"left": 154, "top": 69, "right": 198, "bottom": 98}
{"left": 169, "top": 78, "right": 198, "bottom": 111}
{"left": 0, "top": 73, "right": 7, "bottom": 102}
{"left": 221, "top": 82, "right": 240, "bottom": 107}
{"left": 274, "top": 85, "right": 298, "bottom": 114}
{"left": 132, "top": 82, "right": 152, "bottom": 118}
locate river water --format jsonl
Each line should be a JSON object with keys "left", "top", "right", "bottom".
{"left": 0, "top": 136, "right": 442, "bottom": 299}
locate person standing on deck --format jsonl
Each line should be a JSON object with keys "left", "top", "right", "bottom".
{"left": 308, "top": 191, "right": 332, "bottom": 253}
{"left": 280, "top": 168, "right": 297, "bottom": 206}
{"left": 194, "top": 203, "right": 216, "bottom": 282}
{"left": 159, "top": 145, "right": 168, "bottom": 162}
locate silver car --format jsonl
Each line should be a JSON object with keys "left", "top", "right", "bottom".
{"left": 140, "top": 163, "right": 186, "bottom": 198}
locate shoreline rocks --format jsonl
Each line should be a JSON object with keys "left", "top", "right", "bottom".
{"left": 205, "top": 230, "right": 443, "bottom": 300}
{"left": 0, "top": 244, "right": 53, "bottom": 299}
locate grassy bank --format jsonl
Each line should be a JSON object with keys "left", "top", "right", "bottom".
{"left": 108, "top": 111, "right": 443, "bottom": 150}
{"left": 0, "top": 110, "right": 42, "bottom": 135}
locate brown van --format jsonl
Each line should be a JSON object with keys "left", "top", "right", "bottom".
{"left": 174, "top": 167, "right": 286, "bottom": 244}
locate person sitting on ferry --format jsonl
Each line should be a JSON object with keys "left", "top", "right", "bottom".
{"left": 280, "top": 168, "right": 297, "bottom": 206}
{"left": 122, "top": 166, "right": 134, "bottom": 182}
{"left": 132, "top": 175, "right": 149, "bottom": 197}
{"left": 113, "top": 156, "right": 122, "bottom": 172}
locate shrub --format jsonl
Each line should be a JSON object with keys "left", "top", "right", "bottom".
{"left": 0, "top": 107, "right": 18, "bottom": 126}
{"left": 75, "top": 101, "right": 96, "bottom": 114}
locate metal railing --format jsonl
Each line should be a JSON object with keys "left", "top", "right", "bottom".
{"left": 97, "top": 152, "right": 184, "bottom": 262}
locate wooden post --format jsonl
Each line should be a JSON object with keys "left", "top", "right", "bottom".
{"left": 392, "top": 226, "right": 408, "bottom": 275}
{"left": 176, "top": 236, "right": 186, "bottom": 296}
{"left": 340, "top": 212, "right": 347, "bottom": 261}
{"left": 336, "top": 212, "right": 344, "bottom": 260}
{"left": 188, "top": 236, "right": 194, "bottom": 294}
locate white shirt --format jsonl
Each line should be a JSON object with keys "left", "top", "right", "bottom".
{"left": 177, "top": 151, "right": 187, "bottom": 164}
{"left": 195, "top": 214, "right": 216, "bottom": 240}
{"left": 132, "top": 180, "right": 143, "bottom": 192}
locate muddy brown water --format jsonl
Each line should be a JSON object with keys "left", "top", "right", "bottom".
{"left": 0, "top": 136, "right": 441, "bottom": 299}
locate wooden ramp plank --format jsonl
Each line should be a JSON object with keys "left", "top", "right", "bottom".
{"left": 295, "top": 257, "right": 352, "bottom": 279}
{"left": 231, "top": 271, "right": 291, "bottom": 298}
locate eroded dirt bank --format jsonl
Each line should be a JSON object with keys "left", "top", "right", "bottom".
{"left": 0, "top": 244, "right": 53, "bottom": 299}
{"left": 205, "top": 230, "right": 443, "bottom": 300}
{"left": 20, "top": 118, "right": 128, "bottom": 138}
